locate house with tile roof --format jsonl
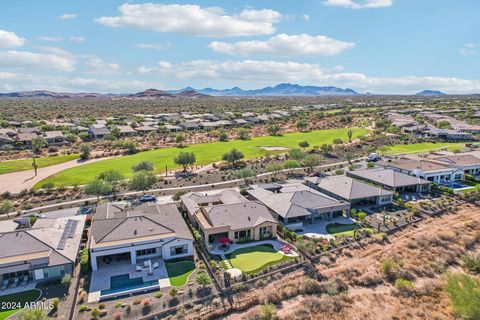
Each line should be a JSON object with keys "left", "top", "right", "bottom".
{"left": 347, "top": 168, "right": 431, "bottom": 193}
{"left": 181, "top": 190, "right": 277, "bottom": 246}
{"left": 247, "top": 182, "right": 351, "bottom": 225}
{"left": 90, "top": 202, "right": 193, "bottom": 271}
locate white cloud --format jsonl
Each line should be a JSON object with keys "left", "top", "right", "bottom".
{"left": 85, "top": 57, "right": 120, "bottom": 73}
{"left": 459, "top": 43, "right": 477, "bottom": 56}
{"left": 324, "top": 0, "right": 393, "bottom": 9}
{"left": 137, "top": 59, "right": 480, "bottom": 94}
{"left": 95, "top": 3, "right": 282, "bottom": 37}
{"left": 209, "top": 33, "right": 355, "bottom": 56}
{"left": 302, "top": 14, "right": 310, "bottom": 21}
{"left": 59, "top": 13, "right": 77, "bottom": 20}
{"left": 135, "top": 42, "right": 172, "bottom": 51}
{"left": 0, "top": 29, "right": 26, "bottom": 48}
{"left": 0, "top": 50, "right": 76, "bottom": 72}
{"left": 38, "top": 36, "right": 63, "bottom": 42}
{"left": 70, "top": 36, "right": 86, "bottom": 43}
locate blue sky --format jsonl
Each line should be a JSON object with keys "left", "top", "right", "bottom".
{"left": 0, "top": 0, "right": 479, "bottom": 94}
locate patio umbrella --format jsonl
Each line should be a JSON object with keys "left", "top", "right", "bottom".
{"left": 218, "top": 237, "right": 231, "bottom": 244}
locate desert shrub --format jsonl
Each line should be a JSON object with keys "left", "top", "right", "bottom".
{"left": 462, "top": 253, "right": 480, "bottom": 274}
{"left": 394, "top": 278, "right": 415, "bottom": 296}
{"left": 380, "top": 256, "right": 395, "bottom": 276}
{"left": 301, "top": 278, "right": 322, "bottom": 294}
{"left": 444, "top": 273, "right": 480, "bottom": 319}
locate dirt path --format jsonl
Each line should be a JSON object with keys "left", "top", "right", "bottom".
{"left": 0, "top": 156, "right": 117, "bottom": 194}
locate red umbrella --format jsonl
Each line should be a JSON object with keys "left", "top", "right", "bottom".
{"left": 218, "top": 237, "right": 231, "bottom": 244}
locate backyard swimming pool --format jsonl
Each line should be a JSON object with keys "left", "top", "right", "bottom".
{"left": 100, "top": 274, "right": 158, "bottom": 296}
{"left": 442, "top": 181, "right": 473, "bottom": 190}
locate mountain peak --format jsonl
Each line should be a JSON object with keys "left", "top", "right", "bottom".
{"left": 416, "top": 90, "right": 446, "bottom": 96}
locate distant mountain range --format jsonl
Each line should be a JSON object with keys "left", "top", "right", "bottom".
{"left": 415, "top": 90, "right": 446, "bottom": 96}
{"left": 0, "top": 85, "right": 460, "bottom": 99}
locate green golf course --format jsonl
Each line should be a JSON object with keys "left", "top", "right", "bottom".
{"left": 0, "top": 154, "right": 79, "bottom": 175}
{"left": 383, "top": 142, "right": 465, "bottom": 155}
{"left": 34, "top": 128, "right": 369, "bottom": 187}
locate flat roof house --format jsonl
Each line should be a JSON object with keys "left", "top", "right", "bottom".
{"left": 0, "top": 215, "right": 85, "bottom": 292}
{"left": 305, "top": 175, "right": 394, "bottom": 206}
{"left": 90, "top": 202, "right": 193, "bottom": 271}
{"left": 347, "top": 168, "right": 431, "bottom": 193}
{"left": 378, "top": 156, "right": 464, "bottom": 183}
{"left": 181, "top": 190, "right": 277, "bottom": 246}
{"left": 247, "top": 182, "right": 351, "bottom": 226}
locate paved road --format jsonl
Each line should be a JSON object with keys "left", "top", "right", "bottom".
{"left": 0, "top": 156, "right": 117, "bottom": 194}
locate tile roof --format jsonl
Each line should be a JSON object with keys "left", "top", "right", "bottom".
{"left": 347, "top": 168, "right": 431, "bottom": 188}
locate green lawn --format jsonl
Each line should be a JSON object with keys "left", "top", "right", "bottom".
{"left": 382, "top": 142, "right": 465, "bottom": 155}
{"left": 165, "top": 261, "right": 196, "bottom": 286}
{"left": 35, "top": 128, "right": 369, "bottom": 188}
{"left": 326, "top": 223, "right": 373, "bottom": 237}
{"left": 226, "top": 244, "right": 291, "bottom": 274}
{"left": 0, "top": 289, "right": 41, "bottom": 320}
{"left": 0, "top": 154, "right": 79, "bottom": 175}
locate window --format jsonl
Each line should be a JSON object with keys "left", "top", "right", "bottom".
{"left": 234, "top": 230, "right": 251, "bottom": 241}
{"left": 170, "top": 244, "right": 188, "bottom": 256}
{"left": 136, "top": 248, "right": 156, "bottom": 256}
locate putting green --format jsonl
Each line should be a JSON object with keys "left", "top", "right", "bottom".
{"left": 226, "top": 244, "right": 291, "bottom": 274}
{"left": 165, "top": 261, "right": 196, "bottom": 286}
{"left": 0, "top": 289, "right": 41, "bottom": 320}
{"left": 35, "top": 128, "right": 369, "bottom": 187}
{"left": 326, "top": 223, "right": 373, "bottom": 237}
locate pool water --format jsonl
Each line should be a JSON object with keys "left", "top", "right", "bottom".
{"left": 100, "top": 274, "right": 158, "bottom": 296}
{"left": 443, "top": 182, "right": 472, "bottom": 190}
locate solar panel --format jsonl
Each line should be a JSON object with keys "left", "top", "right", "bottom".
{"left": 57, "top": 219, "right": 78, "bottom": 249}
{"left": 67, "top": 220, "right": 78, "bottom": 238}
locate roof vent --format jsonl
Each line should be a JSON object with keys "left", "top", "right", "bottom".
{"left": 134, "top": 230, "right": 137, "bottom": 235}
{"left": 247, "top": 216, "right": 251, "bottom": 221}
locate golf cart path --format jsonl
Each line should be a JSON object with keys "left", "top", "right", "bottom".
{"left": 0, "top": 156, "right": 117, "bottom": 194}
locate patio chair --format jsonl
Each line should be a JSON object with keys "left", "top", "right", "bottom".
{"left": 136, "top": 265, "right": 143, "bottom": 272}
{"left": 152, "top": 262, "right": 159, "bottom": 269}
{"left": 12, "top": 277, "right": 19, "bottom": 288}
{"left": 143, "top": 260, "right": 150, "bottom": 268}
{"left": 22, "top": 276, "right": 28, "bottom": 286}
{"left": 1, "top": 279, "right": 8, "bottom": 290}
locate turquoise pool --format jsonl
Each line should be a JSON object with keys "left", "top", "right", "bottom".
{"left": 100, "top": 274, "right": 158, "bottom": 296}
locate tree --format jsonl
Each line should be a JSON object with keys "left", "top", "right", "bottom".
{"left": 196, "top": 271, "right": 212, "bottom": 289}
{"left": 354, "top": 211, "right": 367, "bottom": 239}
{"left": 18, "top": 309, "right": 49, "bottom": 320}
{"left": 174, "top": 133, "right": 186, "bottom": 147}
{"left": 31, "top": 136, "right": 46, "bottom": 176}
{"left": 347, "top": 128, "right": 353, "bottom": 143}
{"left": 84, "top": 179, "right": 113, "bottom": 200}
{"left": 267, "top": 123, "right": 281, "bottom": 136}
{"left": 296, "top": 119, "right": 308, "bottom": 132}
{"left": 132, "top": 161, "right": 154, "bottom": 172}
{"left": 288, "top": 148, "right": 305, "bottom": 161}
{"left": 98, "top": 170, "right": 124, "bottom": 192}
{"left": 303, "top": 154, "right": 322, "bottom": 173}
{"left": 237, "top": 128, "right": 250, "bottom": 140}
{"left": 218, "top": 130, "right": 228, "bottom": 142}
{"left": 236, "top": 167, "right": 256, "bottom": 185}
{"left": 130, "top": 170, "right": 156, "bottom": 192}
{"left": 80, "top": 143, "right": 91, "bottom": 160}
{"left": 173, "top": 152, "right": 196, "bottom": 172}
{"left": 444, "top": 273, "right": 480, "bottom": 319}
{"left": 222, "top": 148, "right": 244, "bottom": 167}
{"left": 0, "top": 200, "right": 13, "bottom": 218}
{"left": 61, "top": 273, "right": 72, "bottom": 287}
{"left": 298, "top": 141, "right": 309, "bottom": 149}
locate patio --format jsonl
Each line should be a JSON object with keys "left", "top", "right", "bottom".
{"left": 88, "top": 257, "right": 170, "bottom": 303}
{"left": 0, "top": 282, "right": 37, "bottom": 296}
{"left": 297, "top": 216, "right": 356, "bottom": 239}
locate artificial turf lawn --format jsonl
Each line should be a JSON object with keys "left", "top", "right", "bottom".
{"left": 165, "top": 261, "right": 196, "bottom": 286}
{"left": 326, "top": 223, "right": 373, "bottom": 237}
{"left": 383, "top": 142, "right": 465, "bottom": 155}
{"left": 35, "top": 128, "right": 369, "bottom": 187}
{"left": 0, "top": 154, "right": 79, "bottom": 175}
{"left": 226, "top": 244, "right": 291, "bottom": 274}
{"left": 0, "top": 289, "right": 41, "bottom": 320}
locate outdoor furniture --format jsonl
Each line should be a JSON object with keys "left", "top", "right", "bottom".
{"left": 12, "top": 277, "right": 19, "bottom": 288}
{"left": 22, "top": 276, "right": 28, "bottom": 286}
{"left": 136, "top": 265, "right": 142, "bottom": 272}
{"left": 1, "top": 279, "right": 8, "bottom": 290}
{"left": 143, "top": 260, "right": 150, "bottom": 268}
{"left": 152, "top": 262, "right": 159, "bottom": 269}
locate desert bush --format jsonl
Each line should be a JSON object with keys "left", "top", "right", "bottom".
{"left": 462, "top": 253, "right": 480, "bottom": 274}
{"left": 394, "top": 278, "right": 415, "bottom": 296}
{"left": 444, "top": 273, "right": 480, "bottom": 319}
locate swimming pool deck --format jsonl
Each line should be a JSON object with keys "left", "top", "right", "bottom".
{"left": 88, "top": 258, "right": 170, "bottom": 303}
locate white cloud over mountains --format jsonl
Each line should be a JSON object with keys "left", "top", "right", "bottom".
{"left": 0, "top": 29, "right": 25, "bottom": 48}
{"left": 324, "top": 0, "right": 393, "bottom": 9}
{"left": 209, "top": 34, "right": 355, "bottom": 56}
{"left": 95, "top": 3, "right": 282, "bottom": 37}
{"left": 0, "top": 50, "right": 76, "bottom": 72}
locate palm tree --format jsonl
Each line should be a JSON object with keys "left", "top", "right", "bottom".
{"left": 31, "top": 136, "right": 46, "bottom": 176}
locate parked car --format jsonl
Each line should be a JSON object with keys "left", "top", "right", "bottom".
{"left": 139, "top": 195, "right": 157, "bottom": 203}
{"left": 367, "top": 153, "right": 381, "bottom": 162}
